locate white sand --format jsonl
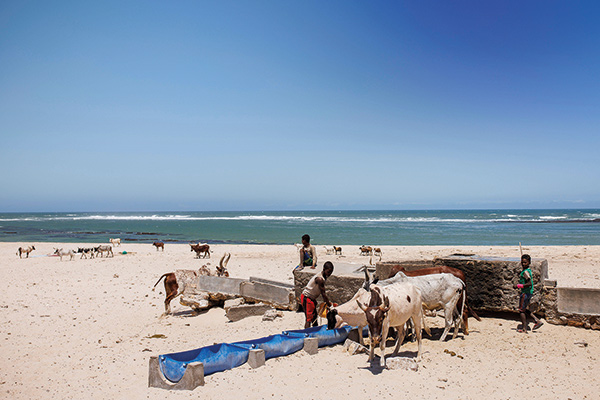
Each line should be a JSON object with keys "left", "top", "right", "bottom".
{"left": 1, "top": 242, "right": 599, "bottom": 399}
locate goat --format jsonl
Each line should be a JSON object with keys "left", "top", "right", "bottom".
{"left": 16, "top": 245, "right": 35, "bottom": 258}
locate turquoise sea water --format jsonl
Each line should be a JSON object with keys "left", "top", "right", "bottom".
{"left": 1, "top": 209, "right": 599, "bottom": 246}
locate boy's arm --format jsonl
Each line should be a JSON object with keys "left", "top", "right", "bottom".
{"left": 316, "top": 277, "right": 331, "bottom": 306}
{"left": 311, "top": 245, "right": 317, "bottom": 267}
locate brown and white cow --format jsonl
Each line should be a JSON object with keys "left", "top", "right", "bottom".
{"left": 152, "top": 241, "right": 164, "bottom": 251}
{"left": 190, "top": 243, "right": 210, "bottom": 258}
{"left": 359, "top": 245, "right": 373, "bottom": 256}
{"left": 152, "top": 253, "right": 231, "bottom": 314}
{"left": 333, "top": 246, "right": 343, "bottom": 255}
{"left": 16, "top": 245, "right": 35, "bottom": 258}
{"left": 387, "top": 265, "right": 481, "bottom": 335}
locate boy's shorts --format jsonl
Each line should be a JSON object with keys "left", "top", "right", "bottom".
{"left": 300, "top": 294, "right": 317, "bottom": 324}
{"left": 518, "top": 293, "right": 532, "bottom": 313}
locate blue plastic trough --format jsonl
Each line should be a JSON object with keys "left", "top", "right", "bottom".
{"left": 157, "top": 325, "right": 353, "bottom": 384}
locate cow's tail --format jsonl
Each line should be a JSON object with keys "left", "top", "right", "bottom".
{"left": 421, "top": 304, "right": 431, "bottom": 337}
{"left": 458, "top": 287, "right": 466, "bottom": 331}
{"left": 152, "top": 274, "right": 169, "bottom": 291}
{"left": 467, "top": 302, "right": 482, "bottom": 321}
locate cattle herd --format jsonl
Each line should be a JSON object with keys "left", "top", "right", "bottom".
{"left": 328, "top": 264, "right": 480, "bottom": 366}
{"left": 15, "top": 239, "right": 215, "bottom": 262}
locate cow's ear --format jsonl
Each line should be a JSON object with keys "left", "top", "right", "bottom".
{"left": 380, "top": 296, "right": 390, "bottom": 313}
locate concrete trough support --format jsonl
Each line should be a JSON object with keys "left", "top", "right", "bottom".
{"left": 248, "top": 349, "right": 266, "bottom": 369}
{"left": 148, "top": 356, "right": 204, "bottom": 390}
{"left": 303, "top": 337, "right": 318, "bottom": 355}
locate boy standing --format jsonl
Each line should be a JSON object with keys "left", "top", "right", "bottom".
{"left": 300, "top": 262, "right": 334, "bottom": 328}
{"left": 515, "top": 254, "right": 543, "bottom": 333}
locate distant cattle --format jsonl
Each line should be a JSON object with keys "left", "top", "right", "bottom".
{"left": 16, "top": 245, "right": 35, "bottom": 258}
{"left": 333, "top": 246, "right": 343, "bottom": 255}
{"left": 190, "top": 243, "right": 210, "bottom": 258}
{"left": 152, "top": 242, "right": 164, "bottom": 251}
{"left": 77, "top": 247, "right": 96, "bottom": 259}
{"left": 54, "top": 248, "right": 76, "bottom": 261}
{"left": 109, "top": 238, "right": 121, "bottom": 247}
{"left": 95, "top": 245, "right": 113, "bottom": 258}
{"left": 323, "top": 246, "right": 334, "bottom": 255}
{"left": 359, "top": 245, "right": 373, "bottom": 256}
{"left": 373, "top": 247, "right": 382, "bottom": 257}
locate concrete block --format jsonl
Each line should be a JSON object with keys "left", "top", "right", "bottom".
{"left": 262, "top": 309, "right": 283, "bottom": 321}
{"left": 148, "top": 356, "right": 204, "bottom": 390}
{"left": 304, "top": 337, "right": 318, "bottom": 355}
{"left": 240, "top": 281, "right": 295, "bottom": 310}
{"left": 557, "top": 287, "right": 600, "bottom": 315}
{"left": 386, "top": 357, "right": 419, "bottom": 371}
{"left": 248, "top": 349, "right": 265, "bottom": 369}
{"left": 224, "top": 298, "right": 245, "bottom": 311}
{"left": 226, "top": 303, "right": 273, "bottom": 322}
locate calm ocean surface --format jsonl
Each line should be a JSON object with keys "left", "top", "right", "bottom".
{"left": 1, "top": 209, "right": 599, "bottom": 246}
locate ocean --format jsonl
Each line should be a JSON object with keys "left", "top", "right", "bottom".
{"left": 1, "top": 209, "right": 599, "bottom": 246}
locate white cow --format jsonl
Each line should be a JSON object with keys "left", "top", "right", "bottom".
{"left": 109, "top": 238, "right": 121, "bottom": 247}
{"left": 358, "top": 282, "right": 425, "bottom": 367}
{"left": 53, "top": 248, "right": 76, "bottom": 261}
{"left": 391, "top": 272, "right": 465, "bottom": 341}
{"left": 323, "top": 246, "right": 335, "bottom": 255}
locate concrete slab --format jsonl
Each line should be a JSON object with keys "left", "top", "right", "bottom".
{"left": 240, "top": 281, "right": 295, "bottom": 310}
{"left": 148, "top": 356, "right": 204, "bottom": 390}
{"left": 196, "top": 275, "right": 246, "bottom": 296}
{"left": 225, "top": 303, "right": 273, "bottom": 322}
{"left": 250, "top": 276, "right": 294, "bottom": 289}
{"left": 386, "top": 357, "right": 419, "bottom": 371}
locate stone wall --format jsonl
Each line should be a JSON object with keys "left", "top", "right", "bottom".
{"left": 432, "top": 255, "right": 548, "bottom": 314}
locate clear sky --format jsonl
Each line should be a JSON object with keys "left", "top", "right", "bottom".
{"left": 1, "top": 1, "right": 599, "bottom": 212}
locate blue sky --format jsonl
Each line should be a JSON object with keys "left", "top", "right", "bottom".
{"left": 1, "top": 1, "right": 599, "bottom": 212}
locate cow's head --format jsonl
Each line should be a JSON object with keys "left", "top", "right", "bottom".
{"left": 357, "top": 287, "right": 390, "bottom": 346}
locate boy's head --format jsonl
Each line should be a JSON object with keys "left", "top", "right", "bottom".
{"left": 323, "top": 261, "right": 334, "bottom": 278}
{"left": 302, "top": 234, "right": 310, "bottom": 246}
{"left": 521, "top": 254, "right": 531, "bottom": 268}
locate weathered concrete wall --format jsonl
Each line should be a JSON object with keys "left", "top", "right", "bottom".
{"left": 542, "top": 286, "right": 600, "bottom": 329}
{"left": 432, "top": 255, "right": 548, "bottom": 313}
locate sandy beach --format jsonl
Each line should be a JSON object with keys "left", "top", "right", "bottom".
{"left": 1, "top": 242, "right": 599, "bottom": 399}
